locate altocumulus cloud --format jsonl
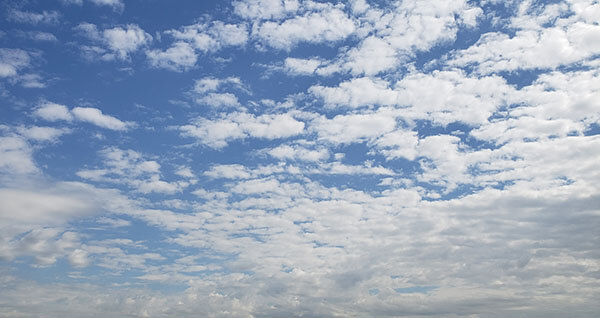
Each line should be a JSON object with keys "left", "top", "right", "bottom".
{"left": 0, "top": 0, "right": 599, "bottom": 317}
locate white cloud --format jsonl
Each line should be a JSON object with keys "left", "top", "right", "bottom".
{"left": 0, "top": 135, "right": 38, "bottom": 174}
{"left": 193, "top": 77, "right": 243, "bottom": 94}
{"left": 89, "top": 0, "right": 124, "bottom": 10}
{"left": 255, "top": 7, "right": 355, "bottom": 50}
{"left": 103, "top": 25, "right": 152, "bottom": 60}
{"left": 146, "top": 41, "right": 197, "bottom": 71}
{"left": 393, "top": 69, "right": 514, "bottom": 126}
{"left": 62, "top": 0, "right": 123, "bottom": 9}
{"left": 0, "top": 48, "right": 31, "bottom": 78}
{"left": 283, "top": 57, "right": 324, "bottom": 75}
{"left": 148, "top": 21, "right": 247, "bottom": 71}
{"left": 2, "top": 1, "right": 600, "bottom": 316}
{"left": 471, "top": 116, "right": 585, "bottom": 145}
{"left": 313, "top": 161, "right": 396, "bottom": 175}
{"left": 75, "top": 22, "right": 101, "bottom": 41}
{"left": 191, "top": 77, "right": 246, "bottom": 108}
{"left": 319, "top": 0, "right": 482, "bottom": 76}
{"left": 16, "top": 126, "right": 70, "bottom": 142}
{"left": 68, "top": 249, "right": 90, "bottom": 268}
{"left": 372, "top": 0, "right": 481, "bottom": 52}
{"left": 33, "top": 102, "right": 131, "bottom": 131}
{"left": 512, "top": 69, "right": 600, "bottom": 124}
{"left": 0, "top": 182, "right": 123, "bottom": 233}
{"left": 72, "top": 107, "right": 130, "bottom": 131}
{"left": 344, "top": 36, "right": 398, "bottom": 76}
{"left": 33, "top": 102, "right": 74, "bottom": 121}
{"left": 196, "top": 93, "right": 241, "bottom": 108}
{"left": 17, "top": 73, "right": 46, "bottom": 88}
{"left": 153, "top": 20, "right": 248, "bottom": 68}
{"left": 311, "top": 109, "right": 397, "bottom": 144}
{"left": 448, "top": 1, "right": 600, "bottom": 74}
{"left": 267, "top": 144, "right": 329, "bottom": 162}
{"left": 175, "top": 166, "right": 196, "bottom": 179}
{"left": 170, "top": 21, "right": 248, "bottom": 52}
{"left": 233, "top": 0, "right": 299, "bottom": 20}
{"left": 75, "top": 23, "right": 151, "bottom": 61}
{"left": 237, "top": 112, "right": 305, "bottom": 139}
{"left": 204, "top": 164, "right": 252, "bottom": 179}
{"left": 76, "top": 147, "right": 188, "bottom": 194}
{"left": 136, "top": 176, "right": 183, "bottom": 194}
{"left": 180, "top": 112, "right": 304, "bottom": 148}
{"left": 0, "top": 179, "right": 131, "bottom": 268}
{"left": 179, "top": 119, "right": 245, "bottom": 149}
{"left": 7, "top": 10, "right": 60, "bottom": 25}
{"left": 310, "top": 77, "right": 398, "bottom": 108}
{"left": 371, "top": 129, "right": 419, "bottom": 161}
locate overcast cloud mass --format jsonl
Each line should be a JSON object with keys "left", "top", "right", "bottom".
{"left": 1, "top": 0, "right": 599, "bottom": 317}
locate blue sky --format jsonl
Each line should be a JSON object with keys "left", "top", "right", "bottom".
{"left": 1, "top": 0, "right": 600, "bottom": 317}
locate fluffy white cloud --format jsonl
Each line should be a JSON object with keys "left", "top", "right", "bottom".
{"left": 193, "top": 77, "right": 243, "bottom": 93}
{"left": 196, "top": 93, "right": 240, "bottom": 108}
{"left": 33, "top": 102, "right": 73, "bottom": 121}
{"left": 71, "top": 107, "right": 130, "bottom": 131}
{"left": 149, "top": 22, "right": 247, "bottom": 71}
{"left": 103, "top": 25, "right": 152, "bottom": 59}
{"left": 311, "top": 109, "right": 397, "bottom": 144}
{"left": 180, "top": 112, "right": 305, "bottom": 148}
{"left": 76, "top": 147, "right": 189, "bottom": 194}
{"left": 233, "top": 0, "right": 299, "bottom": 20}
{"left": 33, "top": 102, "right": 131, "bottom": 131}
{"left": 75, "top": 23, "right": 151, "bottom": 61}
{"left": 448, "top": 1, "right": 600, "bottom": 73}
{"left": 310, "top": 77, "right": 398, "bottom": 108}
{"left": 175, "top": 166, "right": 196, "bottom": 179}
{"left": 283, "top": 57, "right": 324, "bottom": 75}
{"left": 344, "top": 36, "right": 398, "bottom": 76}
{"left": 146, "top": 41, "right": 197, "bottom": 71}
{"left": 394, "top": 70, "right": 514, "bottom": 126}
{"left": 170, "top": 21, "right": 248, "bottom": 53}
{"left": 191, "top": 77, "right": 246, "bottom": 108}
{"left": 255, "top": 7, "right": 356, "bottom": 50}
{"left": 371, "top": 129, "right": 419, "bottom": 161}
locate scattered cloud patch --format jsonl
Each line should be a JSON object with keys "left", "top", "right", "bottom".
{"left": 33, "top": 102, "right": 132, "bottom": 131}
{"left": 75, "top": 23, "right": 152, "bottom": 61}
{"left": 7, "top": 10, "right": 60, "bottom": 25}
{"left": 180, "top": 112, "right": 305, "bottom": 148}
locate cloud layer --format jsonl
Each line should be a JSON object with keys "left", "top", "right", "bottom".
{"left": 0, "top": 0, "right": 599, "bottom": 317}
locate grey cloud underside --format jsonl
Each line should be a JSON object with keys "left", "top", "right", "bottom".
{"left": 1, "top": 0, "right": 600, "bottom": 317}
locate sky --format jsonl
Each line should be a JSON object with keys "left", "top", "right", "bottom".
{"left": 0, "top": 0, "right": 599, "bottom": 317}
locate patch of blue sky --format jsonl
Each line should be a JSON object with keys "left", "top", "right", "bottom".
{"left": 368, "top": 288, "right": 379, "bottom": 295}
{"left": 394, "top": 285, "right": 438, "bottom": 294}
